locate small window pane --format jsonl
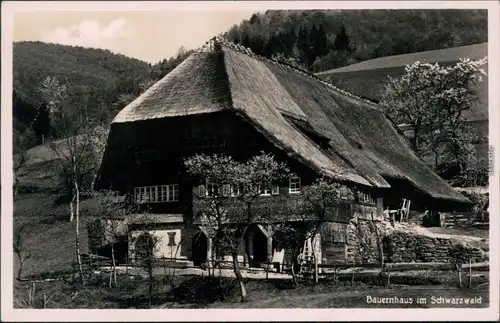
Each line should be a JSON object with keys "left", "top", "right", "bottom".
{"left": 289, "top": 177, "right": 301, "bottom": 193}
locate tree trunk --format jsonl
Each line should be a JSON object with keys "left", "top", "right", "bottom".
{"left": 231, "top": 251, "right": 248, "bottom": 302}
{"left": 109, "top": 243, "right": 116, "bottom": 287}
{"left": 148, "top": 259, "right": 153, "bottom": 307}
{"left": 313, "top": 253, "right": 319, "bottom": 284}
{"left": 16, "top": 255, "right": 24, "bottom": 281}
{"left": 148, "top": 280, "right": 153, "bottom": 308}
{"left": 290, "top": 245, "right": 301, "bottom": 286}
{"left": 74, "top": 181, "right": 85, "bottom": 286}
{"left": 14, "top": 176, "right": 19, "bottom": 200}
{"left": 291, "top": 260, "right": 298, "bottom": 286}
{"left": 69, "top": 194, "right": 74, "bottom": 222}
{"left": 370, "top": 214, "right": 384, "bottom": 268}
{"left": 112, "top": 243, "right": 117, "bottom": 284}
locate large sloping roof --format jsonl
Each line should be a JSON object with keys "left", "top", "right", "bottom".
{"left": 109, "top": 37, "right": 469, "bottom": 204}
{"left": 316, "top": 43, "right": 488, "bottom": 122}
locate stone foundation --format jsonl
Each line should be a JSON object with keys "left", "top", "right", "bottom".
{"left": 343, "top": 217, "right": 486, "bottom": 265}
{"left": 346, "top": 217, "right": 390, "bottom": 264}
{"left": 389, "top": 231, "right": 486, "bottom": 264}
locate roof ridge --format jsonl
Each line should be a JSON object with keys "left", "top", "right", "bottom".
{"left": 211, "top": 36, "right": 380, "bottom": 109}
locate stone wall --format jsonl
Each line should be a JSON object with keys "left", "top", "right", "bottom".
{"left": 343, "top": 217, "right": 487, "bottom": 264}
{"left": 388, "top": 231, "right": 486, "bottom": 264}
{"left": 346, "top": 217, "right": 389, "bottom": 264}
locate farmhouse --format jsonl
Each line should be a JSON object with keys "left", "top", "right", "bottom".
{"left": 94, "top": 37, "right": 470, "bottom": 268}
{"left": 316, "top": 43, "right": 489, "bottom": 170}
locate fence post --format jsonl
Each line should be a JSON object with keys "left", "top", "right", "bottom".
{"left": 458, "top": 264, "right": 463, "bottom": 287}
{"left": 351, "top": 262, "right": 355, "bottom": 286}
{"left": 468, "top": 259, "right": 472, "bottom": 288}
{"left": 386, "top": 266, "right": 391, "bottom": 288}
{"left": 163, "top": 253, "right": 167, "bottom": 278}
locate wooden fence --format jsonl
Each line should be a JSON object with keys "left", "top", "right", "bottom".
{"left": 444, "top": 212, "right": 476, "bottom": 227}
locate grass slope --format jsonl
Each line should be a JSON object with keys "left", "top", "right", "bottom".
{"left": 14, "top": 140, "right": 94, "bottom": 278}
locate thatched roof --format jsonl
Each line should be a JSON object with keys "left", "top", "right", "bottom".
{"left": 316, "top": 43, "right": 488, "bottom": 122}
{"left": 108, "top": 37, "right": 469, "bottom": 204}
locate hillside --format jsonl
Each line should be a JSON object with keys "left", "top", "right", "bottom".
{"left": 316, "top": 43, "right": 489, "bottom": 122}
{"left": 224, "top": 9, "right": 487, "bottom": 72}
{"left": 13, "top": 41, "right": 152, "bottom": 146}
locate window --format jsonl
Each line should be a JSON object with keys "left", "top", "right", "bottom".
{"left": 167, "top": 232, "right": 177, "bottom": 247}
{"left": 260, "top": 185, "right": 271, "bottom": 196}
{"left": 200, "top": 137, "right": 226, "bottom": 150}
{"left": 134, "top": 184, "right": 179, "bottom": 204}
{"left": 230, "top": 185, "right": 241, "bottom": 197}
{"left": 260, "top": 184, "right": 279, "bottom": 196}
{"left": 203, "top": 181, "right": 240, "bottom": 198}
{"left": 289, "top": 176, "right": 301, "bottom": 194}
{"left": 206, "top": 181, "right": 219, "bottom": 197}
{"left": 356, "top": 190, "right": 375, "bottom": 205}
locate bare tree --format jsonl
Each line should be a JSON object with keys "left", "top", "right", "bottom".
{"left": 38, "top": 76, "right": 109, "bottom": 286}
{"left": 184, "top": 152, "right": 289, "bottom": 302}
{"left": 85, "top": 190, "right": 139, "bottom": 287}
{"left": 13, "top": 224, "right": 31, "bottom": 281}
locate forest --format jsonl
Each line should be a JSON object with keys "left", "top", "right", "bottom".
{"left": 13, "top": 9, "right": 487, "bottom": 151}
{"left": 224, "top": 10, "right": 487, "bottom": 71}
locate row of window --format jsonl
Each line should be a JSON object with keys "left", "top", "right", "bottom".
{"left": 356, "top": 191, "right": 376, "bottom": 205}
{"left": 134, "top": 185, "right": 179, "bottom": 204}
{"left": 203, "top": 177, "right": 301, "bottom": 197}
{"left": 133, "top": 182, "right": 377, "bottom": 206}
{"left": 133, "top": 178, "right": 302, "bottom": 204}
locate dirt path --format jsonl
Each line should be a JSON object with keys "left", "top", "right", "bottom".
{"left": 410, "top": 225, "right": 485, "bottom": 242}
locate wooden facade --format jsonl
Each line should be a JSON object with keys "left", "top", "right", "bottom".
{"left": 97, "top": 110, "right": 383, "bottom": 267}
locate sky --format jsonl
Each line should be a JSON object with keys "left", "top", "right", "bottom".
{"left": 14, "top": 10, "right": 256, "bottom": 63}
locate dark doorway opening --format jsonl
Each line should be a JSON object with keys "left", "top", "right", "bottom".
{"left": 191, "top": 232, "right": 208, "bottom": 266}
{"left": 251, "top": 229, "right": 267, "bottom": 266}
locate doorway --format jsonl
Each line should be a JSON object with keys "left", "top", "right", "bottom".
{"left": 191, "top": 232, "right": 208, "bottom": 266}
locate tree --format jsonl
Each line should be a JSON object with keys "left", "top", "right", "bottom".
{"left": 13, "top": 127, "right": 36, "bottom": 199}
{"left": 38, "top": 76, "right": 109, "bottom": 286}
{"left": 134, "top": 232, "right": 161, "bottom": 308}
{"left": 13, "top": 224, "right": 31, "bottom": 281}
{"left": 379, "top": 58, "right": 487, "bottom": 175}
{"left": 85, "top": 190, "right": 139, "bottom": 287}
{"left": 184, "top": 152, "right": 289, "bottom": 302}
{"left": 309, "top": 24, "right": 329, "bottom": 60}
{"left": 37, "top": 76, "right": 68, "bottom": 140}
{"left": 277, "top": 177, "right": 354, "bottom": 285}
{"left": 333, "top": 25, "right": 352, "bottom": 53}
{"left": 271, "top": 52, "right": 307, "bottom": 70}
